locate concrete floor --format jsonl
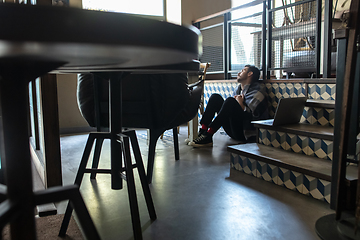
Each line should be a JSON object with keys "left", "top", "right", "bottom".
{"left": 55, "top": 127, "right": 334, "bottom": 240}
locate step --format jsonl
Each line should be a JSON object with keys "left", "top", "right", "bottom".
{"left": 253, "top": 121, "right": 360, "bottom": 161}
{"left": 305, "top": 99, "right": 335, "bottom": 109}
{"left": 253, "top": 121, "right": 335, "bottom": 160}
{"left": 253, "top": 121, "right": 334, "bottom": 141}
{"left": 228, "top": 143, "right": 358, "bottom": 203}
{"left": 303, "top": 99, "right": 335, "bottom": 127}
{"left": 229, "top": 143, "right": 339, "bottom": 181}
{"left": 267, "top": 100, "right": 335, "bottom": 127}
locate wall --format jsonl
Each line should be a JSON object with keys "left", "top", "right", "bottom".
{"left": 181, "top": 0, "right": 231, "bottom": 26}
{"left": 56, "top": 0, "right": 88, "bottom": 133}
{"left": 69, "top": 0, "right": 81, "bottom": 8}
{"left": 167, "top": 0, "right": 182, "bottom": 25}
{"left": 56, "top": 74, "right": 90, "bottom": 133}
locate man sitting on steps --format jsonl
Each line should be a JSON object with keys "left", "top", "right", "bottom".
{"left": 188, "top": 65, "right": 269, "bottom": 147}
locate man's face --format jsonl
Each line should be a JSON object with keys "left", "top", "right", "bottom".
{"left": 237, "top": 67, "right": 250, "bottom": 83}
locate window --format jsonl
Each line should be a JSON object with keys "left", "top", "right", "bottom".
{"left": 230, "top": 1, "right": 263, "bottom": 72}
{"left": 232, "top": 0, "right": 258, "bottom": 8}
{"left": 82, "top": 0, "right": 166, "bottom": 20}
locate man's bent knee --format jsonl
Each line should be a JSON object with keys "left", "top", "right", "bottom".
{"left": 223, "top": 97, "right": 239, "bottom": 106}
{"left": 208, "top": 93, "right": 224, "bottom": 102}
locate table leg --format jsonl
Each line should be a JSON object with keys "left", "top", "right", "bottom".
{"left": 187, "top": 73, "right": 200, "bottom": 142}
{"left": 0, "top": 61, "right": 99, "bottom": 239}
{"left": 109, "top": 73, "right": 123, "bottom": 190}
{"left": 0, "top": 77, "right": 37, "bottom": 239}
{"left": 188, "top": 115, "right": 199, "bottom": 142}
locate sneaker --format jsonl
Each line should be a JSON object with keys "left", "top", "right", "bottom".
{"left": 188, "top": 133, "right": 213, "bottom": 147}
{"left": 185, "top": 128, "right": 208, "bottom": 144}
{"left": 198, "top": 128, "right": 207, "bottom": 137}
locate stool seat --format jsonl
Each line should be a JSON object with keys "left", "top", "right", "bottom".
{"left": 77, "top": 72, "right": 203, "bottom": 183}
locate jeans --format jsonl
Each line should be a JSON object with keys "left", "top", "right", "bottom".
{"left": 200, "top": 93, "right": 252, "bottom": 141}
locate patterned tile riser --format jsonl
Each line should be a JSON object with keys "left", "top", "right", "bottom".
{"left": 267, "top": 83, "right": 336, "bottom": 101}
{"left": 300, "top": 107, "right": 335, "bottom": 127}
{"left": 204, "top": 82, "right": 238, "bottom": 106}
{"left": 204, "top": 82, "right": 336, "bottom": 127}
{"left": 308, "top": 84, "right": 336, "bottom": 100}
{"left": 266, "top": 83, "right": 307, "bottom": 118}
{"left": 266, "top": 83, "right": 335, "bottom": 127}
{"left": 258, "top": 129, "right": 334, "bottom": 160}
{"left": 230, "top": 154, "right": 331, "bottom": 203}
{"left": 302, "top": 175, "right": 331, "bottom": 203}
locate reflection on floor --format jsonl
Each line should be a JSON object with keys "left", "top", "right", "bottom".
{"left": 57, "top": 127, "right": 333, "bottom": 240}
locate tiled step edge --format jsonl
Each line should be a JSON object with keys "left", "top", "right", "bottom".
{"left": 305, "top": 99, "right": 335, "bottom": 109}
{"left": 227, "top": 143, "right": 357, "bottom": 182}
{"left": 228, "top": 143, "right": 357, "bottom": 203}
{"left": 253, "top": 121, "right": 334, "bottom": 141}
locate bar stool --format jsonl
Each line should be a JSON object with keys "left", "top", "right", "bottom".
{"left": 59, "top": 73, "right": 157, "bottom": 240}
{"left": 76, "top": 72, "right": 204, "bottom": 184}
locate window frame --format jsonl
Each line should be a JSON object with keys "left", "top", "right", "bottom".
{"left": 81, "top": 0, "right": 167, "bottom": 21}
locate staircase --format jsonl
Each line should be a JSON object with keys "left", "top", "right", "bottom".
{"left": 228, "top": 98, "right": 358, "bottom": 204}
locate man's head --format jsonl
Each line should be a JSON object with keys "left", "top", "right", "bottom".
{"left": 237, "top": 65, "right": 260, "bottom": 84}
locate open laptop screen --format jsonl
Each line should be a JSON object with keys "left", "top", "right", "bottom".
{"left": 272, "top": 97, "right": 307, "bottom": 126}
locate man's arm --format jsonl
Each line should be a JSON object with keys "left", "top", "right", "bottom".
{"left": 234, "top": 94, "right": 246, "bottom": 110}
{"left": 246, "top": 90, "right": 268, "bottom": 119}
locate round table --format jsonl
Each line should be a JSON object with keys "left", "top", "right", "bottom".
{"left": 0, "top": 3, "right": 201, "bottom": 240}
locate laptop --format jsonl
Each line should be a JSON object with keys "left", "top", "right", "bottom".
{"left": 261, "top": 97, "right": 307, "bottom": 126}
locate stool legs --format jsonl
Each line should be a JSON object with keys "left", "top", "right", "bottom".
{"left": 123, "top": 130, "right": 157, "bottom": 220}
{"left": 120, "top": 134, "right": 142, "bottom": 239}
{"left": 59, "top": 130, "right": 156, "bottom": 240}
{"left": 59, "top": 133, "right": 102, "bottom": 237}
{"left": 35, "top": 185, "right": 100, "bottom": 240}
{"left": 90, "top": 138, "right": 104, "bottom": 179}
{"left": 172, "top": 127, "right": 180, "bottom": 160}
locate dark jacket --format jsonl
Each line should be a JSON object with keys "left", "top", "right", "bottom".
{"left": 234, "top": 81, "right": 269, "bottom": 122}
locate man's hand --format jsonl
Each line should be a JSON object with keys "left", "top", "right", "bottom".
{"left": 234, "top": 94, "right": 245, "bottom": 110}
